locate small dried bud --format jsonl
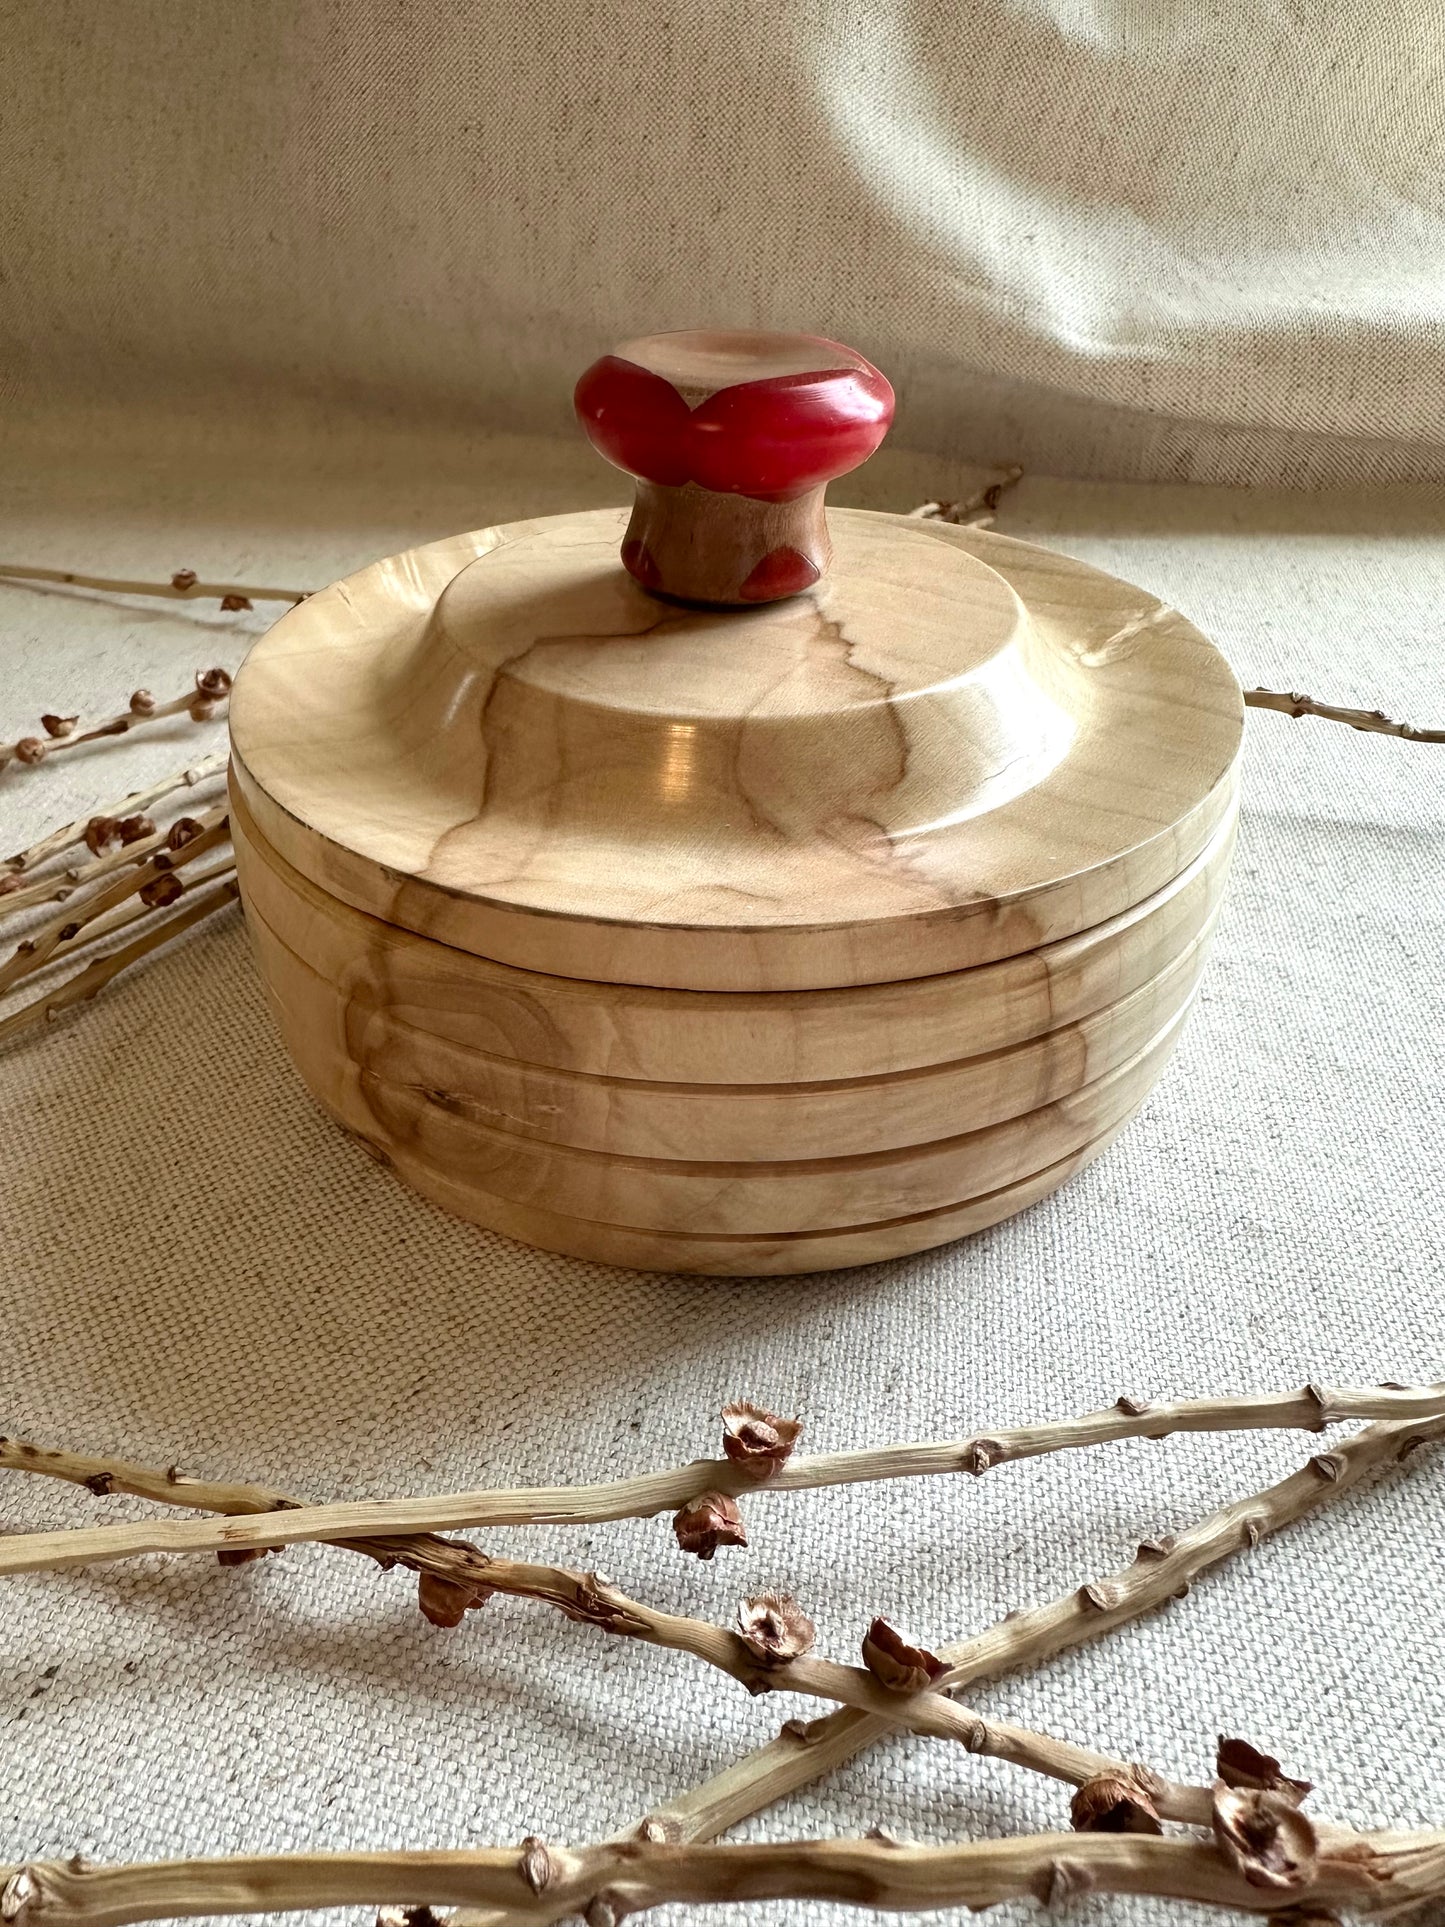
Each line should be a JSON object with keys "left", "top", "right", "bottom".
{"left": 140, "top": 872, "right": 185, "bottom": 909}
{"left": 1070, "top": 1773, "right": 1163, "bottom": 1835}
{"left": 860, "top": 1616, "right": 947, "bottom": 1693}
{"left": 1309, "top": 1452, "right": 1345, "bottom": 1483}
{"left": 374, "top": 1910, "right": 441, "bottom": 1927}
{"left": 188, "top": 696, "right": 222, "bottom": 722}
{"left": 117, "top": 814, "right": 156, "bottom": 845}
{"left": 1216, "top": 1736, "right": 1313, "bottom": 1804}
{"left": 195, "top": 665, "right": 233, "bottom": 700}
{"left": 167, "top": 816, "right": 204, "bottom": 850}
{"left": 735, "top": 1592, "right": 815, "bottom": 1666}
{"left": 518, "top": 1836, "right": 555, "bottom": 1895}
{"left": 1134, "top": 1536, "right": 1176, "bottom": 1562}
{"left": 960, "top": 1438, "right": 999, "bottom": 1475}
{"left": 220, "top": 593, "right": 253, "bottom": 612}
{"left": 171, "top": 569, "right": 199, "bottom": 592}
{"left": 14, "top": 738, "right": 48, "bottom": 766}
{"left": 584, "top": 1897, "right": 618, "bottom": 1927}
{"left": 40, "top": 713, "right": 78, "bottom": 738}
{"left": 720, "top": 1401, "right": 802, "bottom": 1480}
{"left": 1115, "top": 1395, "right": 1152, "bottom": 1417}
{"left": 84, "top": 816, "right": 122, "bottom": 856}
{"left": 1212, "top": 1783, "right": 1319, "bottom": 1891}
{"left": 417, "top": 1569, "right": 485, "bottom": 1628}
{"left": 672, "top": 1491, "right": 747, "bottom": 1560}
{"left": 217, "top": 1547, "right": 268, "bottom": 1567}
{"left": 82, "top": 1472, "right": 116, "bottom": 1496}
{"left": 129, "top": 689, "right": 157, "bottom": 716}
{"left": 0, "top": 874, "right": 24, "bottom": 897}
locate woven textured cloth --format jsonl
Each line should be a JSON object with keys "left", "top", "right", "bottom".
{"left": 3, "top": 1, "right": 1445, "bottom": 1920}
{"left": 1, "top": 416, "right": 1442, "bottom": 1927}
{"left": 5, "top": 0, "right": 1445, "bottom": 485}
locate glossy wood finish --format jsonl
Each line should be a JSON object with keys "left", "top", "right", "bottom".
{"left": 230, "top": 511, "right": 1242, "bottom": 992}
{"left": 260, "top": 968, "right": 1185, "bottom": 1234}
{"left": 234, "top": 779, "right": 1220, "bottom": 1271}
{"left": 245, "top": 893, "right": 1215, "bottom": 1160}
{"left": 328, "top": 1123, "right": 1135, "bottom": 1278}
{"left": 231, "top": 777, "right": 1236, "bottom": 1085}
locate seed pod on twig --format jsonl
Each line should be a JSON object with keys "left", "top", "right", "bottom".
{"left": 140, "top": 873, "right": 185, "bottom": 909}
{"left": 40, "top": 714, "right": 78, "bottom": 739}
{"left": 129, "top": 690, "right": 157, "bottom": 716}
{"left": 1217, "top": 1736, "right": 1313, "bottom": 1804}
{"left": 860, "top": 1616, "right": 948, "bottom": 1693}
{"left": 672, "top": 1491, "right": 747, "bottom": 1560}
{"left": 720, "top": 1401, "right": 802, "bottom": 1480}
{"left": 416, "top": 1569, "right": 487, "bottom": 1628}
{"left": 735, "top": 1593, "right": 815, "bottom": 1665}
{"left": 1069, "top": 1773, "right": 1162, "bottom": 1835}
{"left": 1211, "top": 1783, "right": 1319, "bottom": 1891}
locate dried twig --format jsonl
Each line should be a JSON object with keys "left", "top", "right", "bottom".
{"left": 450, "top": 1413, "right": 1442, "bottom": 1927}
{"left": 1243, "top": 687, "right": 1445, "bottom": 742}
{"left": 1, "top": 671, "right": 232, "bottom": 775}
{"left": 0, "top": 562, "right": 306, "bottom": 605}
{"left": 0, "top": 801, "right": 227, "bottom": 918}
{"left": 3, "top": 1817, "right": 1444, "bottom": 1927}
{"left": 0, "top": 877, "right": 240, "bottom": 1047}
{"left": 909, "top": 466, "right": 1024, "bottom": 527}
{"left": 5, "top": 857, "right": 236, "bottom": 975}
{"left": 0, "top": 1435, "right": 1208, "bottom": 1824}
{"left": 0, "top": 1382, "right": 1433, "bottom": 1570}
{"left": 0, "top": 813, "right": 230, "bottom": 994}
{"left": 2, "top": 754, "right": 226, "bottom": 879}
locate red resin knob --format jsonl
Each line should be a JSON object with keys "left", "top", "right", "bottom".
{"left": 575, "top": 329, "right": 894, "bottom": 605}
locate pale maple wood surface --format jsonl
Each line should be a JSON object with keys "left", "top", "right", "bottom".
{"left": 230, "top": 778, "right": 1235, "bottom": 1086}
{"left": 228, "top": 506, "right": 1241, "bottom": 1268}
{"left": 229, "top": 510, "right": 1242, "bottom": 992}
{"left": 244, "top": 889, "right": 1216, "bottom": 1162}
{"left": 334, "top": 1126, "right": 1133, "bottom": 1277}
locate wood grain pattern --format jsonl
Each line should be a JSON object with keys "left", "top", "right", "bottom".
{"left": 253, "top": 963, "right": 1189, "bottom": 1235}
{"left": 230, "top": 510, "right": 1242, "bottom": 991}
{"left": 230, "top": 775, "right": 1236, "bottom": 1085}
{"left": 245, "top": 891, "right": 1217, "bottom": 1160}
{"left": 335, "top": 1123, "right": 1134, "bottom": 1276}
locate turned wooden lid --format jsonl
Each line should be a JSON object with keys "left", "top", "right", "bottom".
{"left": 230, "top": 501, "right": 1242, "bottom": 992}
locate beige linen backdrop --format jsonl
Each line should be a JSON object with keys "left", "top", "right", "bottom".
{"left": 5, "top": 0, "right": 1445, "bottom": 483}
{"left": 2, "top": 7, "right": 1444, "bottom": 1927}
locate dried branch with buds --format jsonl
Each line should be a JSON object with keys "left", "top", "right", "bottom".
{"left": 0, "top": 672, "right": 233, "bottom": 776}
{"left": 0, "top": 561, "right": 306, "bottom": 605}
{"left": 3, "top": 1384, "right": 1443, "bottom": 1926}
{"left": 1, "top": 753, "right": 226, "bottom": 884}
{"left": 0, "top": 809, "right": 230, "bottom": 995}
{"left": 909, "top": 465, "right": 1024, "bottom": 530}
{"left": 1, "top": 1804, "right": 1444, "bottom": 1927}
{"left": 0, "top": 877, "right": 240, "bottom": 1048}
{"left": 1241, "top": 686, "right": 1445, "bottom": 742}
{"left": 0, "top": 1380, "right": 1435, "bottom": 1572}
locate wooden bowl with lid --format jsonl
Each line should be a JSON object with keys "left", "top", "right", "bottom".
{"left": 229, "top": 329, "right": 1242, "bottom": 1274}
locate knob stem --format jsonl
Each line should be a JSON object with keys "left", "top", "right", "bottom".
{"left": 623, "top": 481, "right": 829, "bottom": 605}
